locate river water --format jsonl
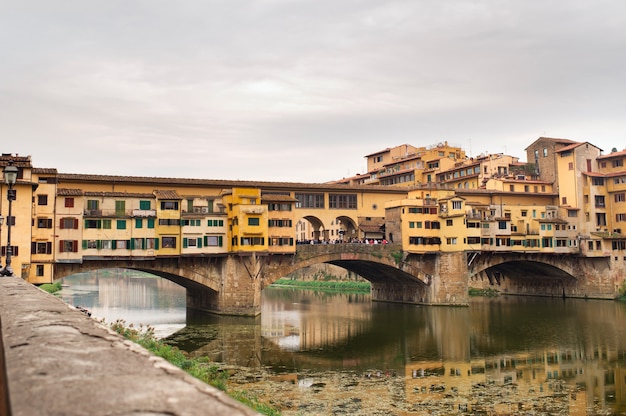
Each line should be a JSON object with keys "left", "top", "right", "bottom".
{"left": 58, "top": 270, "right": 626, "bottom": 415}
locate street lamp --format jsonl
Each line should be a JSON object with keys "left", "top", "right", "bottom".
{"left": 1, "top": 165, "right": 17, "bottom": 277}
{"left": 0, "top": 215, "right": 4, "bottom": 270}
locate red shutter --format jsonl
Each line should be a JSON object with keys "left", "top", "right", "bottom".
{"left": 60, "top": 219, "right": 65, "bottom": 230}
{"left": 73, "top": 241, "right": 78, "bottom": 253}
{"left": 74, "top": 218, "right": 78, "bottom": 229}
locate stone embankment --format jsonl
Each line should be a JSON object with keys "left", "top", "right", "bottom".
{"left": 0, "top": 276, "right": 259, "bottom": 416}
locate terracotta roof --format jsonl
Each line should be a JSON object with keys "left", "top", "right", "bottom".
{"left": 57, "top": 188, "right": 84, "bottom": 196}
{"left": 56, "top": 173, "right": 406, "bottom": 194}
{"left": 153, "top": 190, "right": 182, "bottom": 200}
{"left": 0, "top": 154, "right": 32, "bottom": 168}
{"left": 33, "top": 168, "right": 58, "bottom": 174}
{"left": 524, "top": 137, "right": 579, "bottom": 150}
{"left": 598, "top": 149, "right": 626, "bottom": 160}
{"left": 84, "top": 191, "right": 155, "bottom": 198}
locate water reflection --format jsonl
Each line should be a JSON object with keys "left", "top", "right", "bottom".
{"left": 58, "top": 269, "right": 186, "bottom": 338}
{"left": 169, "top": 289, "right": 626, "bottom": 414}
{"left": 58, "top": 272, "right": 626, "bottom": 414}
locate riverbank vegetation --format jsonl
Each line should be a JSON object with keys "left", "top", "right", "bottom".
{"left": 39, "top": 281, "right": 63, "bottom": 294}
{"left": 271, "top": 278, "right": 371, "bottom": 293}
{"left": 109, "top": 320, "right": 281, "bottom": 416}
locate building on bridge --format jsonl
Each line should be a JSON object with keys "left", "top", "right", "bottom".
{"left": 3, "top": 136, "right": 626, "bottom": 300}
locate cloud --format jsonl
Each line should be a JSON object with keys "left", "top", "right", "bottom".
{"left": 2, "top": 0, "right": 626, "bottom": 182}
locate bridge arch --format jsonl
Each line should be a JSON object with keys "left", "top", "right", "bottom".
{"left": 467, "top": 252, "right": 602, "bottom": 298}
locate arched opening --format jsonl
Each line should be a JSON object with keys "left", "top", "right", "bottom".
{"left": 296, "top": 215, "right": 326, "bottom": 243}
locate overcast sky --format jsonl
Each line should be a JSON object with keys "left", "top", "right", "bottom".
{"left": 2, "top": 1, "right": 626, "bottom": 183}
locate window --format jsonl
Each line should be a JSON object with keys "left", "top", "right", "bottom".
{"left": 132, "top": 238, "right": 144, "bottom": 249}
{"left": 103, "top": 219, "right": 112, "bottom": 229}
{"left": 147, "top": 219, "right": 155, "bottom": 228}
{"left": 135, "top": 219, "right": 143, "bottom": 228}
{"left": 207, "top": 219, "right": 224, "bottom": 227}
{"left": 37, "top": 218, "right": 52, "bottom": 228}
{"left": 32, "top": 242, "right": 52, "bottom": 254}
{"left": 204, "top": 236, "right": 223, "bottom": 247}
{"left": 268, "top": 219, "right": 292, "bottom": 227}
{"left": 452, "top": 201, "right": 462, "bottom": 209}
{"left": 328, "top": 194, "right": 357, "bottom": 209}
{"left": 521, "top": 211, "right": 527, "bottom": 217}
{"left": 159, "top": 219, "right": 180, "bottom": 226}
{"left": 160, "top": 201, "right": 179, "bottom": 210}
{"left": 240, "top": 237, "right": 264, "bottom": 246}
{"left": 498, "top": 221, "right": 507, "bottom": 229}
{"left": 60, "top": 240, "right": 78, "bottom": 253}
{"left": 85, "top": 219, "right": 101, "bottom": 229}
{"left": 115, "top": 240, "right": 127, "bottom": 249}
{"left": 65, "top": 198, "right": 74, "bottom": 208}
{"left": 102, "top": 240, "right": 112, "bottom": 250}
{"left": 592, "top": 177, "right": 605, "bottom": 186}
{"left": 36, "top": 265, "right": 44, "bottom": 277}
{"left": 568, "top": 162, "right": 574, "bottom": 170}
{"left": 509, "top": 185, "right": 514, "bottom": 192}
{"left": 446, "top": 238, "right": 457, "bottom": 245}
{"left": 162, "top": 237, "right": 177, "bottom": 248}
{"left": 139, "top": 200, "right": 151, "bottom": 210}
{"left": 543, "top": 148, "right": 548, "bottom": 157}
{"left": 446, "top": 219, "right": 453, "bottom": 226}
{"left": 295, "top": 193, "right": 324, "bottom": 208}
{"left": 616, "top": 214, "right": 626, "bottom": 222}
{"left": 60, "top": 217, "right": 78, "bottom": 229}
{"left": 614, "top": 159, "right": 624, "bottom": 168}
{"left": 116, "top": 220, "right": 127, "bottom": 230}
{"left": 616, "top": 193, "right": 626, "bottom": 203}
{"left": 269, "top": 237, "right": 294, "bottom": 246}
{"left": 595, "top": 196, "right": 605, "bottom": 208}
{"left": 248, "top": 217, "right": 260, "bottom": 226}
{"left": 86, "top": 200, "right": 99, "bottom": 211}
{"left": 115, "top": 201, "right": 125, "bottom": 216}
{"left": 562, "top": 197, "right": 567, "bottom": 205}
{"left": 38, "top": 195, "right": 48, "bottom": 205}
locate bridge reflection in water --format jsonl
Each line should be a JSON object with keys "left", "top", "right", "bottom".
{"left": 166, "top": 289, "right": 626, "bottom": 415}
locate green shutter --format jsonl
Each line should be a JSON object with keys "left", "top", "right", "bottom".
{"left": 147, "top": 218, "right": 155, "bottom": 229}
{"left": 183, "top": 238, "right": 188, "bottom": 248}
{"left": 155, "top": 238, "right": 159, "bottom": 249}
{"left": 112, "top": 240, "right": 117, "bottom": 250}
{"left": 197, "top": 237, "right": 202, "bottom": 248}
{"left": 82, "top": 240, "right": 87, "bottom": 250}
{"left": 218, "top": 236, "right": 223, "bottom": 247}
{"left": 135, "top": 219, "right": 142, "bottom": 228}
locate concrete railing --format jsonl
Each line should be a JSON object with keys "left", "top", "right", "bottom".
{"left": 0, "top": 276, "right": 259, "bottom": 416}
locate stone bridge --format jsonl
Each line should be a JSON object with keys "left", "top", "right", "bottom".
{"left": 54, "top": 246, "right": 618, "bottom": 316}
{"left": 467, "top": 251, "right": 615, "bottom": 299}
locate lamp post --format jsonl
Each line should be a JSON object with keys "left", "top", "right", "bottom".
{"left": 0, "top": 215, "right": 4, "bottom": 270}
{"left": 1, "top": 165, "right": 17, "bottom": 277}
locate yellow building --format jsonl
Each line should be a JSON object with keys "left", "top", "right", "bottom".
{"left": 222, "top": 188, "right": 269, "bottom": 254}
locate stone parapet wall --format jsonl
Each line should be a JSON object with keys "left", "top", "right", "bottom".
{"left": 0, "top": 276, "right": 259, "bottom": 416}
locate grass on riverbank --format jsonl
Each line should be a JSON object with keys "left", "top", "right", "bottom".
{"left": 271, "top": 278, "right": 371, "bottom": 293}
{"left": 39, "top": 281, "right": 63, "bottom": 294}
{"left": 109, "top": 320, "right": 281, "bottom": 416}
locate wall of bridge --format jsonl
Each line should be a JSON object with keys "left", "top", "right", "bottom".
{"left": 468, "top": 252, "right": 619, "bottom": 299}
{"left": 0, "top": 276, "right": 258, "bottom": 416}
{"left": 53, "top": 248, "right": 623, "bottom": 317}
